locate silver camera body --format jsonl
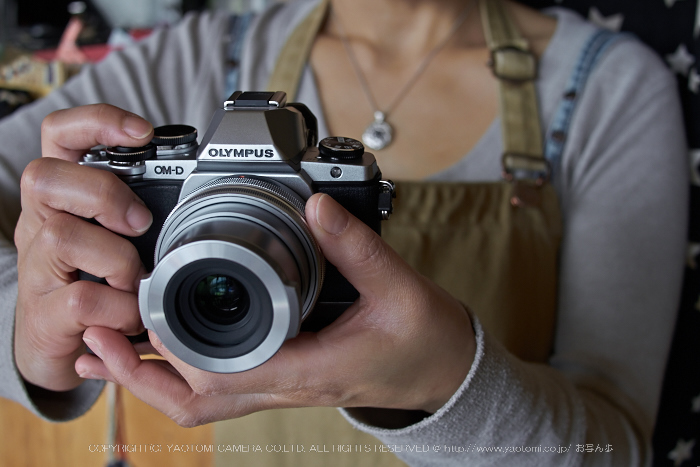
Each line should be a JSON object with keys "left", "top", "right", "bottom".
{"left": 80, "top": 91, "right": 394, "bottom": 373}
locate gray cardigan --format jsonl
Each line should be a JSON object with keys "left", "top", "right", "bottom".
{"left": 0, "top": 1, "right": 688, "bottom": 465}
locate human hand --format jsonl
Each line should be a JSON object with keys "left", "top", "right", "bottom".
{"left": 14, "top": 104, "right": 154, "bottom": 391}
{"left": 75, "top": 193, "right": 476, "bottom": 426}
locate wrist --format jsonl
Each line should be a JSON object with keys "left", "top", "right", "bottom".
{"left": 417, "top": 301, "right": 476, "bottom": 413}
{"left": 420, "top": 321, "right": 476, "bottom": 413}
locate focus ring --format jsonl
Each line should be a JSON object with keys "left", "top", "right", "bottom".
{"left": 185, "top": 176, "right": 307, "bottom": 215}
{"left": 157, "top": 176, "right": 325, "bottom": 318}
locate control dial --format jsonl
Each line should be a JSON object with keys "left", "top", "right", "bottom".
{"left": 105, "top": 144, "right": 156, "bottom": 163}
{"left": 318, "top": 136, "right": 365, "bottom": 160}
{"left": 152, "top": 124, "right": 198, "bottom": 147}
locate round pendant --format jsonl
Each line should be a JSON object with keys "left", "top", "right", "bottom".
{"left": 362, "top": 112, "right": 393, "bottom": 150}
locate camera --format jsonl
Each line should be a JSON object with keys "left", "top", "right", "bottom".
{"left": 79, "top": 91, "right": 395, "bottom": 373}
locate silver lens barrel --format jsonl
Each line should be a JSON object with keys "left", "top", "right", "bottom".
{"left": 139, "top": 176, "right": 324, "bottom": 373}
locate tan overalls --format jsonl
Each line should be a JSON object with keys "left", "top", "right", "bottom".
{"left": 215, "top": 1, "right": 561, "bottom": 465}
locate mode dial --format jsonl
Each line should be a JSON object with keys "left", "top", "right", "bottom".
{"left": 319, "top": 136, "right": 365, "bottom": 160}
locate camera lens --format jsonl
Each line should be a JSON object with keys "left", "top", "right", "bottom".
{"left": 139, "top": 176, "right": 324, "bottom": 373}
{"left": 194, "top": 274, "right": 250, "bottom": 326}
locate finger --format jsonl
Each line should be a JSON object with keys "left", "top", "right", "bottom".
{"left": 148, "top": 327, "right": 358, "bottom": 408}
{"left": 41, "top": 104, "right": 153, "bottom": 162}
{"left": 20, "top": 158, "right": 153, "bottom": 238}
{"left": 16, "top": 279, "right": 143, "bottom": 368}
{"left": 80, "top": 327, "right": 262, "bottom": 427}
{"left": 24, "top": 212, "right": 144, "bottom": 292}
{"left": 49, "top": 281, "right": 143, "bottom": 336}
{"left": 15, "top": 278, "right": 142, "bottom": 391}
{"left": 82, "top": 327, "right": 192, "bottom": 404}
{"left": 74, "top": 353, "right": 116, "bottom": 383}
{"left": 305, "top": 193, "right": 409, "bottom": 300}
{"left": 75, "top": 349, "right": 176, "bottom": 380}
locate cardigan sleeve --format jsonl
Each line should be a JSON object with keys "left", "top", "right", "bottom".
{"left": 0, "top": 10, "right": 230, "bottom": 420}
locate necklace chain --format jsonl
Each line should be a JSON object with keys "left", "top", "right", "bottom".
{"left": 332, "top": 2, "right": 475, "bottom": 149}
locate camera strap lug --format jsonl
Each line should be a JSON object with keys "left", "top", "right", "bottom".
{"left": 379, "top": 179, "right": 396, "bottom": 220}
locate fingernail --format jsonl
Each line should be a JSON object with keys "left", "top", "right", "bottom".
{"left": 126, "top": 200, "right": 153, "bottom": 234}
{"left": 316, "top": 194, "right": 349, "bottom": 235}
{"left": 78, "top": 371, "right": 104, "bottom": 380}
{"left": 83, "top": 337, "right": 103, "bottom": 359}
{"left": 150, "top": 331, "right": 163, "bottom": 348}
{"left": 122, "top": 114, "right": 153, "bottom": 139}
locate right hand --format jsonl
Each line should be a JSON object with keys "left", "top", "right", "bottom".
{"left": 14, "top": 104, "right": 155, "bottom": 391}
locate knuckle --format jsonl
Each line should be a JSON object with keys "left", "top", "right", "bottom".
{"left": 13, "top": 231, "right": 22, "bottom": 252}
{"left": 86, "top": 173, "right": 131, "bottom": 225}
{"left": 170, "top": 405, "right": 206, "bottom": 428}
{"left": 93, "top": 103, "right": 116, "bottom": 123}
{"left": 40, "top": 212, "right": 79, "bottom": 255}
{"left": 93, "top": 172, "right": 123, "bottom": 207}
{"left": 90, "top": 104, "right": 130, "bottom": 145}
{"left": 114, "top": 238, "right": 141, "bottom": 272}
{"left": 173, "top": 415, "right": 200, "bottom": 429}
{"left": 20, "top": 158, "right": 50, "bottom": 195}
{"left": 64, "top": 280, "right": 99, "bottom": 321}
{"left": 14, "top": 214, "right": 29, "bottom": 252}
{"left": 90, "top": 235, "right": 140, "bottom": 287}
{"left": 40, "top": 111, "right": 60, "bottom": 139}
{"left": 189, "top": 378, "right": 221, "bottom": 398}
{"left": 94, "top": 105, "right": 116, "bottom": 141}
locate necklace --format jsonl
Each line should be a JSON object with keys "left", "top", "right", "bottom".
{"left": 332, "top": 2, "right": 475, "bottom": 150}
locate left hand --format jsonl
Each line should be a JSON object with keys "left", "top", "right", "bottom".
{"left": 75, "top": 193, "right": 475, "bottom": 427}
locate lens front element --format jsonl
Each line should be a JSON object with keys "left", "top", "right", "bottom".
{"left": 194, "top": 274, "right": 250, "bottom": 326}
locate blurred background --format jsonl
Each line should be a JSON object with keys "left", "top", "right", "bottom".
{"left": 0, "top": 0, "right": 276, "bottom": 114}
{"left": 0, "top": 1, "right": 697, "bottom": 466}
{"left": 0, "top": 0, "right": 275, "bottom": 53}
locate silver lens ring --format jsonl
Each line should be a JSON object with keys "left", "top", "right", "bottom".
{"left": 139, "top": 240, "right": 300, "bottom": 373}
{"left": 156, "top": 176, "right": 324, "bottom": 317}
{"left": 182, "top": 176, "right": 307, "bottom": 215}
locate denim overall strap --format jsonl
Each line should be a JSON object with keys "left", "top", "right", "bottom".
{"left": 544, "top": 29, "right": 629, "bottom": 175}
{"left": 223, "top": 12, "right": 255, "bottom": 99}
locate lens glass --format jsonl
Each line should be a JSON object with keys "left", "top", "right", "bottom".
{"left": 194, "top": 274, "right": 249, "bottom": 326}
{"left": 166, "top": 260, "right": 273, "bottom": 358}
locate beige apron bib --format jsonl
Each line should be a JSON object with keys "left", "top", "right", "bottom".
{"left": 385, "top": 181, "right": 560, "bottom": 363}
{"left": 215, "top": 1, "right": 561, "bottom": 465}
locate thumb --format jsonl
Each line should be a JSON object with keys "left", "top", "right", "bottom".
{"left": 306, "top": 193, "right": 403, "bottom": 299}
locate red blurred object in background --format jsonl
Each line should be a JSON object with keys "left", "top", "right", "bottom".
{"left": 33, "top": 16, "right": 151, "bottom": 64}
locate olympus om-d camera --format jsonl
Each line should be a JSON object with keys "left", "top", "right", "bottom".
{"left": 80, "top": 91, "right": 394, "bottom": 373}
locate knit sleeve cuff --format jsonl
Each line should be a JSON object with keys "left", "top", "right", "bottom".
{"left": 338, "top": 309, "right": 487, "bottom": 438}
{"left": 338, "top": 311, "right": 586, "bottom": 466}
